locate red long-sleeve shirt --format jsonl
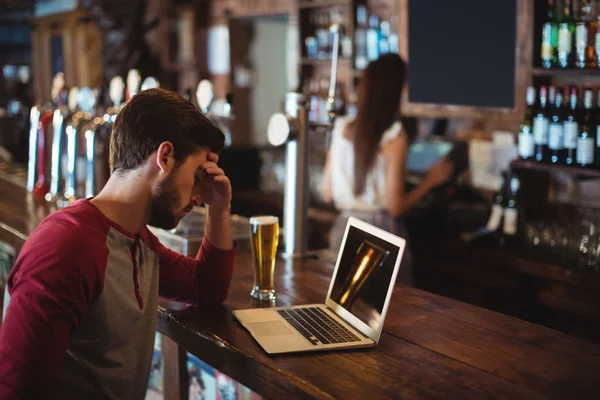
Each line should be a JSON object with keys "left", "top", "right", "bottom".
{"left": 0, "top": 199, "right": 236, "bottom": 399}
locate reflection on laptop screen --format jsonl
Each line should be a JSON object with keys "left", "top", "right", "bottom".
{"left": 330, "top": 226, "right": 401, "bottom": 332}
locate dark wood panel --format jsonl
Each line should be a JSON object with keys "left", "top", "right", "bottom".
{"left": 158, "top": 250, "right": 600, "bottom": 399}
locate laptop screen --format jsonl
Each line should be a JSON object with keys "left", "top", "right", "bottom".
{"left": 329, "top": 225, "right": 402, "bottom": 332}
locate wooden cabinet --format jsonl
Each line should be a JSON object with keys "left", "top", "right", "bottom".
{"left": 30, "top": 10, "right": 102, "bottom": 104}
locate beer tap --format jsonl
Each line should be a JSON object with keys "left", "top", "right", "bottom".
{"left": 125, "top": 69, "right": 141, "bottom": 102}
{"left": 28, "top": 72, "right": 68, "bottom": 199}
{"left": 61, "top": 87, "right": 96, "bottom": 205}
{"left": 266, "top": 23, "right": 342, "bottom": 257}
{"left": 47, "top": 87, "right": 78, "bottom": 203}
{"left": 105, "top": 76, "right": 125, "bottom": 122}
{"left": 196, "top": 80, "right": 233, "bottom": 146}
{"left": 78, "top": 88, "right": 103, "bottom": 198}
{"left": 140, "top": 76, "right": 160, "bottom": 91}
{"left": 26, "top": 106, "right": 42, "bottom": 193}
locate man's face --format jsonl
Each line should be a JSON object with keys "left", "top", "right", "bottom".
{"left": 148, "top": 149, "right": 209, "bottom": 229}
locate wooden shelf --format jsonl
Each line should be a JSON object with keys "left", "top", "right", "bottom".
{"left": 301, "top": 57, "right": 351, "bottom": 66}
{"left": 298, "top": 0, "right": 350, "bottom": 9}
{"left": 532, "top": 67, "right": 600, "bottom": 77}
{"left": 511, "top": 159, "right": 600, "bottom": 178}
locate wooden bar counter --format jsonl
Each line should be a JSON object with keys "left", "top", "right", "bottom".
{"left": 2, "top": 175, "right": 600, "bottom": 399}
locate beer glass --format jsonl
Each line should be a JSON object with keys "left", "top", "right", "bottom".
{"left": 249, "top": 216, "right": 279, "bottom": 301}
{"left": 337, "top": 240, "right": 389, "bottom": 309}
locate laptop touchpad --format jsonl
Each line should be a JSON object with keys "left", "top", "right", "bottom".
{"left": 248, "top": 321, "right": 293, "bottom": 336}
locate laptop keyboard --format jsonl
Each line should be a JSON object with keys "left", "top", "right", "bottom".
{"left": 277, "top": 307, "right": 361, "bottom": 346}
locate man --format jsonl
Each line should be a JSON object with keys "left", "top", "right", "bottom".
{"left": 0, "top": 88, "right": 236, "bottom": 399}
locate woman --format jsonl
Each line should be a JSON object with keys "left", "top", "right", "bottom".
{"left": 322, "top": 54, "right": 453, "bottom": 286}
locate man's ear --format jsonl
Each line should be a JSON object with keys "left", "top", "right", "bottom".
{"left": 156, "top": 141, "right": 175, "bottom": 173}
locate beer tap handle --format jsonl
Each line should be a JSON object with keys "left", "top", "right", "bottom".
{"left": 64, "top": 120, "right": 78, "bottom": 202}
{"left": 197, "top": 79, "right": 214, "bottom": 115}
{"left": 84, "top": 127, "right": 96, "bottom": 198}
{"left": 326, "top": 23, "right": 341, "bottom": 123}
{"left": 27, "top": 106, "right": 41, "bottom": 192}
{"left": 32, "top": 111, "right": 54, "bottom": 199}
{"left": 49, "top": 109, "right": 64, "bottom": 200}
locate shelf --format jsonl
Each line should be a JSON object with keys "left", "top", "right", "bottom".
{"left": 298, "top": 0, "right": 350, "bottom": 9}
{"left": 532, "top": 67, "right": 600, "bottom": 77}
{"left": 511, "top": 159, "right": 600, "bottom": 178}
{"left": 301, "top": 57, "right": 351, "bottom": 66}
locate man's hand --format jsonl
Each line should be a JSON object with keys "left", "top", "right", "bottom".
{"left": 199, "top": 152, "right": 232, "bottom": 214}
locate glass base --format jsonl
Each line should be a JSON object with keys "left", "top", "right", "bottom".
{"left": 250, "top": 288, "right": 276, "bottom": 302}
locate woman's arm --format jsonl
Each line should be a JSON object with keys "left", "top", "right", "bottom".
{"left": 384, "top": 135, "right": 453, "bottom": 217}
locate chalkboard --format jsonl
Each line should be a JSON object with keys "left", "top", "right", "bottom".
{"left": 407, "top": 0, "right": 517, "bottom": 109}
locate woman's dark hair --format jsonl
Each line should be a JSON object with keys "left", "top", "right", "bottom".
{"left": 348, "top": 54, "right": 414, "bottom": 195}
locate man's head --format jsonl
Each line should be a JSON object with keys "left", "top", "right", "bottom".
{"left": 110, "top": 88, "right": 225, "bottom": 229}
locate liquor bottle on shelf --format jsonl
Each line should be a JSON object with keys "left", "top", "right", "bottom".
{"left": 518, "top": 86, "right": 536, "bottom": 160}
{"left": 558, "top": 0, "right": 575, "bottom": 68}
{"left": 534, "top": 86, "right": 550, "bottom": 162}
{"left": 596, "top": 88, "right": 600, "bottom": 168}
{"left": 503, "top": 174, "right": 522, "bottom": 245}
{"left": 576, "top": 0, "right": 598, "bottom": 68}
{"left": 577, "top": 88, "right": 596, "bottom": 168}
{"left": 388, "top": 16, "right": 399, "bottom": 54}
{"left": 367, "top": 14, "right": 380, "bottom": 62}
{"left": 541, "top": 0, "right": 559, "bottom": 68}
{"left": 548, "top": 87, "right": 564, "bottom": 164}
{"left": 563, "top": 86, "right": 580, "bottom": 165}
{"left": 316, "top": 11, "right": 330, "bottom": 59}
{"left": 354, "top": 5, "right": 368, "bottom": 70}
{"left": 379, "top": 20, "right": 390, "bottom": 55}
{"left": 486, "top": 172, "right": 507, "bottom": 235}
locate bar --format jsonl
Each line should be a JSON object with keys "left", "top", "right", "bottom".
{"left": 1, "top": 0, "right": 600, "bottom": 399}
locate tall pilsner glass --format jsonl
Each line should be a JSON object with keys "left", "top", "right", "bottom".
{"left": 249, "top": 216, "right": 279, "bottom": 301}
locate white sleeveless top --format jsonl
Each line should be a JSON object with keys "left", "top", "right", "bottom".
{"left": 329, "top": 116, "right": 402, "bottom": 211}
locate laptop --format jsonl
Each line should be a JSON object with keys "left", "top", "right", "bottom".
{"left": 233, "top": 217, "right": 406, "bottom": 354}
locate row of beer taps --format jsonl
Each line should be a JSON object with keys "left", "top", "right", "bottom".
{"left": 27, "top": 70, "right": 230, "bottom": 209}
{"left": 26, "top": 70, "right": 187, "bottom": 209}
{"left": 27, "top": 69, "right": 148, "bottom": 206}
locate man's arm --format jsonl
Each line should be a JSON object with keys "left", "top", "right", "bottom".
{"left": 204, "top": 206, "right": 233, "bottom": 250}
{"left": 152, "top": 232, "right": 236, "bottom": 306}
{"left": 155, "top": 151, "right": 236, "bottom": 305}
{"left": 0, "top": 223, "right": 104, "bottom": 399}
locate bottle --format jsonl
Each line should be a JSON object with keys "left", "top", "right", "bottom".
{"left": 534, "top": 86, "right": 550, "bottom": 162}
{"left": 388, "top": 16, "right": 399, "bottom": 54}
{"left": 354, "top": 5, "right": 368, "bottom": 70}
{"left": 379, "top": 20, "right": 391, "bottom": 55}
{"left": 503, "top": 175, "right": 521, "bottom": 243}
{"left": 577, "top": 88, "right": 596, "bottom": 167}
{"left": 558, "top": 0, "right": 576, "bottom": 68}
{"left": 576, "top": 0, "right": 598, "bottom": 68}
{"left": 563, "top": 86, "right": 580, "bottom": 165}
{"left": 542, "top": 0, "right": 559, "bottom": 68}
{"left": 316, "top": 11, "right": 330, "bottom": 59}
{"left": 486, "top": 172, "right": 506, "bottom": 234}
{"left": 518, "top": 86, "right": 536, "bottom": 160}
{"left": 596, "top": 88, "right": 600, "bottom": 168}
{"left": 367, "top": 14, "right": 380, "bottom": 62}
{"left": 548, "top": 87, "right": 564, "bottom": 164}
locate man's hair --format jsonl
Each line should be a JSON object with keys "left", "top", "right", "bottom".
{"left": 110, "top": 88, "right": 225, "bottom": 173}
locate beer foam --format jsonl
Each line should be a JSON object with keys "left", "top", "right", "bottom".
{"left": 250, "top": 216, "right": 279, "bottom": 225}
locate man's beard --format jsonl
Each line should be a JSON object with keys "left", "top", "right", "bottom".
{"left": 149, "top": 172, "right": 183, "bottom": 230}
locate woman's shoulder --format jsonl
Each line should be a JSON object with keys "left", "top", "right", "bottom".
{"left": 380, "top": 120, "right": 404, "bottom": 146}
{"left": 332, "top": 115, "right": 352, "bottom": 136}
